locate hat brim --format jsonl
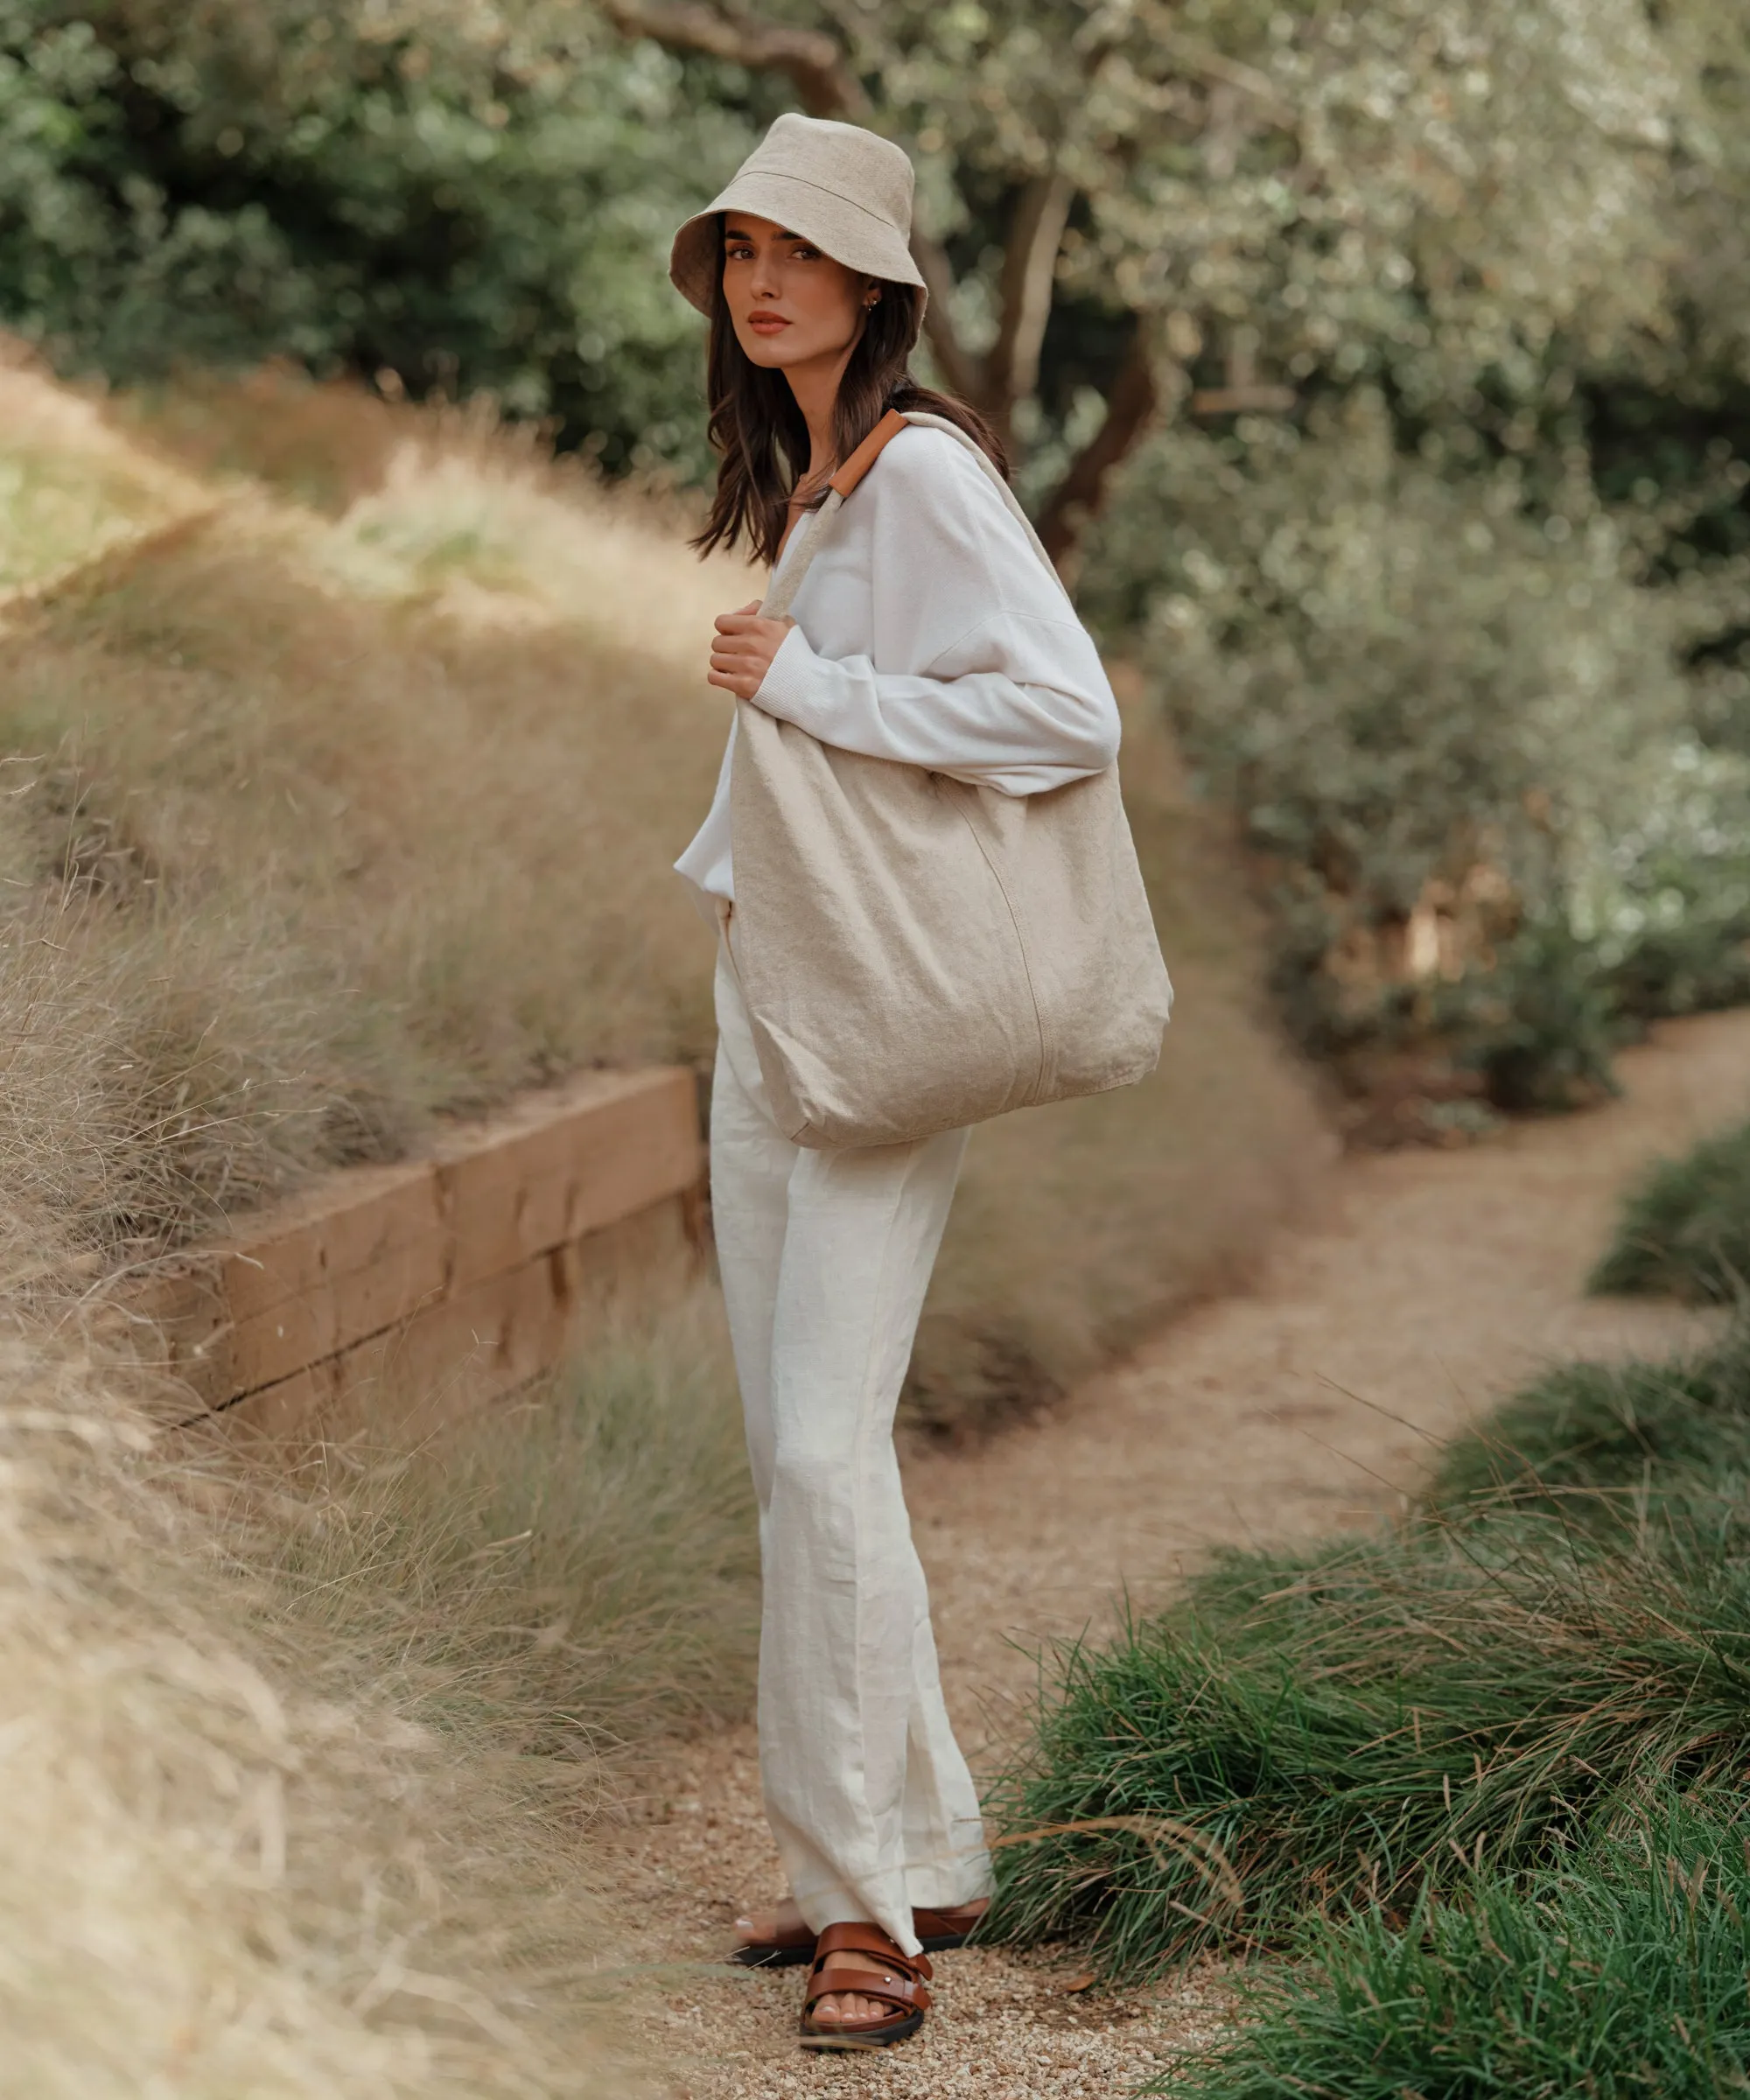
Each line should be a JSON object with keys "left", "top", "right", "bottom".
{"left": 669, "top": 169, "right": 927, "bottom": 318}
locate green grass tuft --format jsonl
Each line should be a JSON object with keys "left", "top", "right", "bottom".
{"left": 1590, "top": 1118, "right": 1750, "bottom": 1305}
{"left": 1156, "top": 1787, "right": 1750, "bottom": 2099}
{"left": 987, "top": 1488, "right": 1750, "bottom": 1983}
{"left": 1427, "top": 1324, "right": 1750, "bottom": 1517}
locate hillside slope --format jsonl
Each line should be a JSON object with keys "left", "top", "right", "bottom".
{"left": 3, "top": 352, "right": 1332, "bottom": 1432}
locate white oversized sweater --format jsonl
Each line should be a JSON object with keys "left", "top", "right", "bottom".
{"left": 674, "top": 423, "right": 1121, "bottom": 903}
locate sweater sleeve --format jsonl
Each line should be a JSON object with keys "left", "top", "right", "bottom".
{"left": 748, "top": 428, "right": 1121, "bottom": 794}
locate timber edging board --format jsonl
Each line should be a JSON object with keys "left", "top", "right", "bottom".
{"left": 120, "top": 1067, "right": 704, "bottom": 1436}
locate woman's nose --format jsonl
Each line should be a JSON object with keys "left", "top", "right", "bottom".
{"left": 748, "top": 250, "right": 780, "bottom": 299}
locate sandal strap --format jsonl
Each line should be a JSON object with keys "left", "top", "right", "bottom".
{"left": 803, "top": 1965, "right": 932, "bottom": 2017}
{"left": 806, "top": 1922, "right": 934, "bottom": 2017}
{"left": 811, "top": 1921, "right": 933, "bottom": 1979}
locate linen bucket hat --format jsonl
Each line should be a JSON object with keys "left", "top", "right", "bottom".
{"left": 668, "top": 113, "right": 926, "bottom": 318}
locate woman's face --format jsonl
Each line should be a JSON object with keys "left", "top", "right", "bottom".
{"left": 721, "top": 214, "right": 870, "bottom": 373}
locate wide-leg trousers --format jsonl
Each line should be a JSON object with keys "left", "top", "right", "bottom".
{"left": 709, "top": 929, "right": 994, "bottom": 1958}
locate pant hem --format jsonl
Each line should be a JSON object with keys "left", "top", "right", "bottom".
{"left": 906, "top": 1866, "right": 996, "bottom": 1909}
{"left": 794, "top": 1883, "right": 922, "bottom": 1960}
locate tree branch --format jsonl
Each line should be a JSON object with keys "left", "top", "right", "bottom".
{"left": 1037, "top": 318, "right": 1177, "bottom": 570}
{"left": 984, "top": 170, "right": 1074, "bottom": 440}
{"left": 597, "top": 0, "right": 868, "bottom": 116}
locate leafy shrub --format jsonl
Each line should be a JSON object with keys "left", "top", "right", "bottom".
{"left": 0, "top": 1, "right": 759, "bottom": 471}
{"left": 1083, "top": 391, "right": 1750, "bottom": 1122}
{"left": 1590, "top": 1119, "right": 1750, "bottom": 1304}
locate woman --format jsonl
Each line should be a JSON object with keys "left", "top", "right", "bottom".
{"left": 668, "top": 113, "right": 1121, "bottom": 2048}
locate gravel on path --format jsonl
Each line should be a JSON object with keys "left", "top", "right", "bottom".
{"left": 606, "top": 1008, "right": 1750, "bottom": 2096}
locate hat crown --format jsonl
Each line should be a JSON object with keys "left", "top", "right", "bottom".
{"left": 667, "top": 113, "right": 925, "bottom": 319}
{"left": 739, "top": 113, "right": 914, "bottom": 241}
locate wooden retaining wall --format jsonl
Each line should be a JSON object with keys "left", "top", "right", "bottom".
{"left": 123, "top": 1068, "right": 705, "bottom": 1437}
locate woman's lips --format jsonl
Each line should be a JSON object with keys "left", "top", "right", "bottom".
{"left": 747, "top": 314, "right": 790, "bottom": 335}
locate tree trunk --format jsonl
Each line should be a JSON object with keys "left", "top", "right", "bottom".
{"left": 1036, "top": 318, "right": 1175, "bottom": 570}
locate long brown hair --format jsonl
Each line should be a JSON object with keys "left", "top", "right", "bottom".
{"left": 691, "top": 227, "right": 1008, "bottom": 567}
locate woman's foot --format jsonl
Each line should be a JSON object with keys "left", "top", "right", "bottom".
{"left": 735, "top": 1900, "right": 891, "bottom": 2020}
{"left": 806, "top": 1944, "right": 905, "bottom": 2030}
{"left": 733, "top": 1894, "right": 808, "bottom": 1951}
{"left": 799, "top": 1924, "right": 933, "bottom": 2046}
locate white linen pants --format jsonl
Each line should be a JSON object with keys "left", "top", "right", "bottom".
{"left": 710, "top": 930, "right": 994, "bottom": 1958}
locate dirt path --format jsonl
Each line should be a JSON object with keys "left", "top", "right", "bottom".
{"left": 610, "top": 1010, "right": 1750, "bottom": 2098}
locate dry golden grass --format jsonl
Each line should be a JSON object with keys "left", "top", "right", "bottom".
{"left": 0, "top": 1295, "right": 747, "bottom": 2096}
{"left": 0, "top": 392, "right": 751, "bottom": 2082}
{"left": 0, "top": 910, "right": 743, "bottom": 2095}
{"left": 0, "top": 1376, "right": 584, "bottom": 2096}
{"left": 0, "top": 942, "right": 745, "bottom": 2091}
{"left": 0, "top": 341, "right": 212, "bottom": 598}
{"left": 1, "top": 361, "right": 735, "bottom": 1256}
{"left": 243, "top": 1283, "right": 759, "bottom": 1761}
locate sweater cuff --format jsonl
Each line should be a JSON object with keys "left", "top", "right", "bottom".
{"left": 751, "top": 622, "right": 826, "bottom": 725}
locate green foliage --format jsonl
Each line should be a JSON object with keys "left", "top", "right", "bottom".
{"left": 1159, "top": 1788, "right": 1750, "bottom": 2100}
{"left": 1436, "top": 920, "right": 1623, "bottom": 1116}
{"left": 1083, "top": 392, "right": 1750, "bottom": 1112}
{"left": 1591, "top": 1121, "right": 1750, "bottom": 1304}
{"left": 1430, "top": 1327, "right": 1750, "bottom": 1514}
{"left": 989, "top": 1321, "right": 1750, "bottom": 1984}
{"left": 822, "top": 0, "right": 1691, "bottom": 410}
{"left": 0, "top": 1, "right": 763, "bottom": 470}
{"left": 987, "top": 1495, "right": 1750, "bottom": 1982}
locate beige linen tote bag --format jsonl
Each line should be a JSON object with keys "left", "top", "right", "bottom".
{"left": 729, "top": 408, "right": 1172, "bottom": 1150}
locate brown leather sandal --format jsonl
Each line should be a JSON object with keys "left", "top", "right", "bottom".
{"left": 731, "top": 1898, "right": 986, "bottom": 1969}
{"left": 798, "top": 1921, "right": 932, "bottom": 2049}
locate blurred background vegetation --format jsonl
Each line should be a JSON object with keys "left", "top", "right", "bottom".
{"left": 4, "top": 0, "right": 1749, "bottom": 1135}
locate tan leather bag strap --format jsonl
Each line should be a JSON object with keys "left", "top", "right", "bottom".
{"left": 828, "top": 406, "right": 910, "bottom": 496}
{"left": 756, "top": 416, "right": 902, "bottom": 623}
